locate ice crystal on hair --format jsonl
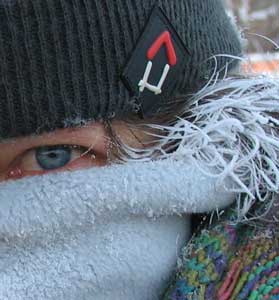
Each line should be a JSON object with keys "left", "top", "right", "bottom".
{"left": 123, "top": 56, "right": 279, "bottom": 220}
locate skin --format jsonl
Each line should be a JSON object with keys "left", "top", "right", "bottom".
{"left": 0, "top": 120, "right": 150, "bottom": 182}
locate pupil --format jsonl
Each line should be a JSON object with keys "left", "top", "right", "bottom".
{"left": 35, "top": 146, "right": 72, "bottom": 170}
{"left": 49, "top": 153, "right": 57, "bottom": 159}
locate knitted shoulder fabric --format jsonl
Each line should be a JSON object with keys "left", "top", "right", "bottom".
{"left": 163, "top": 200, "right": 279, "bottom": 300}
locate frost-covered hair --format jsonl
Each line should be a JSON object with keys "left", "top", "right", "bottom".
{"left": 114, "top": 64, "right": 279, "bottom": 219}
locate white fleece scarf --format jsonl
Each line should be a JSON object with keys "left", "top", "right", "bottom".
{"left": 0, "top": 158, "right": 234, "bottom": 300}
{"left": 0, "top": 75, "right": 278, "bottom": 300}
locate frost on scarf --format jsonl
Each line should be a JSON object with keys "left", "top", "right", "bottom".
{"left": 124, "top": 74, "right": 279, "bottom": 220}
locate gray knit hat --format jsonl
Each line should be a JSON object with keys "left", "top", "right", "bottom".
{"left": 0, "top": 0, "right": 242, "bottom": 139}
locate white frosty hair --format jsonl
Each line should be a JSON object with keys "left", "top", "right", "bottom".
{"left": 122, "top": 58, "right": 279, "bottom": 220}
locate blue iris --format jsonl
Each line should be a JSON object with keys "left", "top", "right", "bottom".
{"left": 35, "top": 146, "right": 72, "bottom": 170}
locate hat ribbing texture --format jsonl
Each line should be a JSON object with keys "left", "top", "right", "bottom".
{"left": 0, "top": 0, "right": 242, "bottom": 139}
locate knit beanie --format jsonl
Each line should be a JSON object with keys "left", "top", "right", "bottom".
{"left": 0, "top": 0, "right": 242, "bottom": 140}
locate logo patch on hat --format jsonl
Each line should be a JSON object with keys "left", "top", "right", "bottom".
{"left": 122, "top": 6, "right": 189, "bottom": 115}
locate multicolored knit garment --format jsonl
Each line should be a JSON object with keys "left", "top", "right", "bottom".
{"left": 162, "top": 202, "right": 279, "bottom": 300}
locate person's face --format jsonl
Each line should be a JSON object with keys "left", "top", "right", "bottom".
{"left": 0, "top": 119, "right": 191, "bottom": 300}
{"left": 0, "top": 120, "right": 148, "bottom": 182}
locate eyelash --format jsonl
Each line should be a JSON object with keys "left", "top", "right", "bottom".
{"left": 5, "top": 144, "right": 99, "bottom": 181}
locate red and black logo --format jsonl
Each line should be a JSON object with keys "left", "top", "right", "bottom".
{"left": 122, "top": 6, "right": 190, "bottom": 116}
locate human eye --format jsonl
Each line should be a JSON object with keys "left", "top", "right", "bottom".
{"left": 5, "top": 144, "right": 107, "bottom": 181}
